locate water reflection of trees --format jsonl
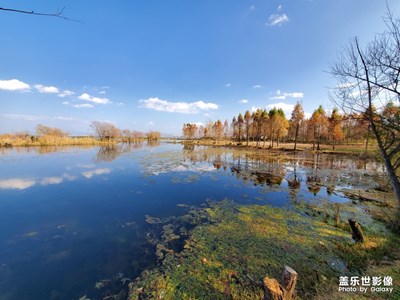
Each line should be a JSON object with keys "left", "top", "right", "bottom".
{"left": 96, "top": 143, "right": 143, "bottom": 162}
{"left": 180, "top": 146, "right": 386, "bottom": 194}
{"left": 181, "top": 146, "right": 287, "bottom": 187}
{"left": 147, "top": 140, "right": 161, "bottom": 147}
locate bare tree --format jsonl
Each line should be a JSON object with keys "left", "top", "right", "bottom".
{"left": 36, "top": 124, "right": 68, "bottom": 137}
{"left": 146, "top": 131, "right": 161, "bottom": 141}
{"left": 330, "top": 8, "right": 400, "bottom": 227}
{"left": 91, "top": 121, "right": 121, "bottom": 141}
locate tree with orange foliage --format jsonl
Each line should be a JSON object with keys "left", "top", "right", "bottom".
{"left": 329, "top": 108, "right": 344, "bottom": 150}
{"left": 309, "top": 105, "right": 328, "bottom": 150}
{"left": 244, "top": 110, "right": 252, "bottom": 146}
{"left": 182, "top": 123, "right": 198, "bottom": 140}
{"left": 290, "top": 102, "right": 305, "bottom": 151}
{"left": 275, "top": 109, "right": 289, "bottom": 147}
{"left": 237, "top": 113, "right": 244, "bottom": 142}
{"left": 213, "top": 120, "right": 224, "bottom": 141}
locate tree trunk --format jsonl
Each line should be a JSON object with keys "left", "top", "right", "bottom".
{"left": 348, "top": 219, "right": 365, "bottom": 243}
{"left": 281, "top": 266, "right": 298, "bottom": 300}
{"left": 365, "top": 126, "right": 370, "bottom": 152}
{"left": 294, "top": 124, "right": 299, "bottom": 151}
{"left": 263, "top": 266, "right": 297, "bottom": 300}
{"left": 354, "top": 38, "right": 400, "bottom": 221}
{"left": 263, "top": 277, "right": 283, "bottom": 300}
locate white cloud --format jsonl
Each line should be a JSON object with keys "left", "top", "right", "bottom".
{"left": 270, "top": 90, "right": 304, "bottom": 100}
{"left": 78, "top": 93, "right": 110, "bottom": 104}
{"left": 285, "top": 92, "right": 304, "bottom": 98}
{"left": 146, "top": 121, "right": 155, "bottom": 126}
{"left": 63, "top": 101, "right": 94, "bottom": 108}
{"left": 63, "top": 173, "right": 77, "bottom": 181}
{"left": 1, "top": 113, "right": 82, "bottom": 122}
{"left": 338, "top": 82, "right": 356, "bottom": 88}
{"left": 58, "top": 90, "right": 75, "bottom": 97}
{"left": 271, "top": 95, "right": 286, "bottom": 100}
{"left": 55, "top": 116, "right": 76, "bottom": 121}
{"left": 239, "top": 99, "right": 248, "bottom": 104}
{"left": 98, "top": 91, "right": 106, "bottom": 94}
{"left": 82, "top": 168, "right": 111, "bottom": 178}
{"left": 267, "top": 14, "right": 289, "bottom": 26}
{"left": 225, "top": 83, "right": 232, "bottom": 87}
{"left": 34, "top": 84, "right": 59, "bottom": 94}
{"left": 116, "top": 102, "right": 125, "bottom": 106}
{"left": 0, "top": 178, "right": 36, "bottom": 190}
{"left": 0, "top": 114, "right": 48, "bottom": 121}
{"left": 72, "top": 103, "right": 94, "bottom": 108}
{"left": 253, "top": 85, "right": 262, "bottom": 88}
{"left": 0, "top": 79, "right": 30, "bottom": 91}
{"left": 250, "top": 5, "right": 255, "bottom": 10}
{"left": 77, "top": 164, "right": 96, "bottom": 169}
{"left": 139, "top": 97, "right": 219, "bottom": 114}
{"left": 277, "top": 5, "right": 283, "bottom": 11}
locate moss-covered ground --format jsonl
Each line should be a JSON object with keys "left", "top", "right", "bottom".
{"left": 128, "top": 198, "right": 400, "bottom": 300}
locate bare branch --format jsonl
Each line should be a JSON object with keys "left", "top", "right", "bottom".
{"left": 0, "top": 6, "right": 80, "bottom": 22}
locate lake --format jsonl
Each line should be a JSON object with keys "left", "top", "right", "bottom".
{"left": 0, "top": 143, "right": 386, "bottom": 300}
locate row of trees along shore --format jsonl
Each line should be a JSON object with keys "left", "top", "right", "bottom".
{"left": 0, "top": 121, "right": 160, "bottom": 147}
{"left": 182, "top": 103, "right": 386, "bottom": 151}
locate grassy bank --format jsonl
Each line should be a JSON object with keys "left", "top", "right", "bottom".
{"left": 128, "top": 194, "right": 399, "bottom": 299}
{"left": 177, "top": 139, "right": 379, "bottom": 157}
{"left": 0, "top": 134, "right": 117, "bottom": 147}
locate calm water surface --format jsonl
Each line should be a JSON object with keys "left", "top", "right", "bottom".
{"left": 0, "top": 143, "right": 385, "bottom": 299}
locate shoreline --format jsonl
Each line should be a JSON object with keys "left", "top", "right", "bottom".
{"left": 172, "top": 139, "right": 379, "bottom": 157}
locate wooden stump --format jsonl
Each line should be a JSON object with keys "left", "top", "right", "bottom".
{"left": 348, "top": 219, "right": 365, "bottom": 243}
{"left": 282, "top": 266, "right": 298, "bottom": 300}
{"left": 263, "top": 266, "right": 297, "bottom": 300}
{"left": 263, "top": 277, "right": 283, "bottom": 300}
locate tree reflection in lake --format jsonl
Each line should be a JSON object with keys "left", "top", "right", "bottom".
{"left": 147, "top": 140, "right": 161, "bottom": 147}
{"left": 177, "top": 145, "right": 386, "bottom": 195}
{"left": 96, "top": 143, "right": 144, "bottom": 162}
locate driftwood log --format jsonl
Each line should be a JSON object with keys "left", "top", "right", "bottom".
{"left": 348, "top": 219, "right": 365, "bottom": 243}
{"left": 263, "top": 266, "right": 298, "bottom": 300}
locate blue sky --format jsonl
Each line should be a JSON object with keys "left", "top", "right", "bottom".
{"left": 1, "top": 0, "right": 399, "bottom": 136}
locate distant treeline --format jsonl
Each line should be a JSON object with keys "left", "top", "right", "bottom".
{"left": 0, "top": 122, "right": 161, "bottom": 147}
{"left": 182, "top": 102, "right": 398, "bottom": 151}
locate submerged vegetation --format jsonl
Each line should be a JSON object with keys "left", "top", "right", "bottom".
{"left": 128, "top": 198, "right": 399, "bottom": 299}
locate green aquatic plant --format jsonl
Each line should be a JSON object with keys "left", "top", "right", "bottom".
{"left": 128, "top": 199, "right": 400, "bottom": 299}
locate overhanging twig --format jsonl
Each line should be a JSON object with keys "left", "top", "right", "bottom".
{"left": 0, "top": 6, "right": 80, "bottom": 22}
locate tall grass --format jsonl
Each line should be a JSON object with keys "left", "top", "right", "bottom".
{"left": 0, "top": 134, "right": 116, "bottom": 147}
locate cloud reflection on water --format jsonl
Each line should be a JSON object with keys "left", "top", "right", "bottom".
{"left": 0, "top": 178, "right": 36, "bottom": 190}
